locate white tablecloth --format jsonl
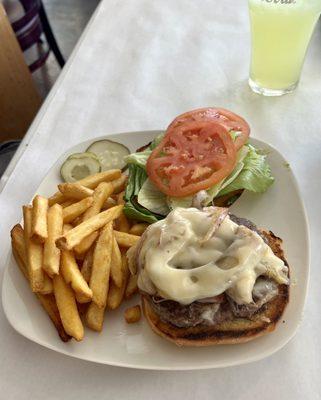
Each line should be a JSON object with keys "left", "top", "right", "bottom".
{"left": 1, "top": 1, "right": 320, "bottom": 398}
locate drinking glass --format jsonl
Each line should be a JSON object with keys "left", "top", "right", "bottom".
{"left": 248, "top": 0, "right": 321, "bottom": 96}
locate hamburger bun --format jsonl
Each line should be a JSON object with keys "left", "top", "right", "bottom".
{"left": 141, "top": 229, "right": 289, "bottom": 346}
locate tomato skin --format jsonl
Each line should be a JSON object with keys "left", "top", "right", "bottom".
{"left": 167, "top": 107, "right": 250, "bottom": 150}
{"left": 146, "top": 120, "right": 237, "bottom": 198}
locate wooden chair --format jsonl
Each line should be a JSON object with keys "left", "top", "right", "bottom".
{"left": 0, "top": 3, "right": 42, "bottom": 142}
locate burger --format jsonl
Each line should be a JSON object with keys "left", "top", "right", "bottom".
{"left": 123, "top": 107, "right": 275, "bottom": 225}
{"left": 129, "top": 207, "right": 290, "bottom": 346}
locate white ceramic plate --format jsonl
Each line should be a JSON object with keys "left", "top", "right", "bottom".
{"left": 2, "top": 131, "right": 309, "bottom": 370}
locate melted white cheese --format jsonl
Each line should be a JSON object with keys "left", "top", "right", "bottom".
{"left": 137, "top": 208, "right": 289, "bottom": 305}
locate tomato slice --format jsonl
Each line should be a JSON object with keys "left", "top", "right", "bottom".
{"left": 167, "top": 107, "right": 250, "bottom": 150}
{"left": 146, "top": 121, "right": 237, "bottom": 197}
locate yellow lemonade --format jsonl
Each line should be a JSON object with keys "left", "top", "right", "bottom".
{"left": 249, "top": 0, "right": 321, "bottom": 95}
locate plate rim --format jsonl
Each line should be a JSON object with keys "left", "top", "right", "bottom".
{"left": 2, "top": 130, "right": 310, "bottom": 370}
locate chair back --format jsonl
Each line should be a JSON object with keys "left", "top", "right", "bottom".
{"left": 11, "top": 0, "right": 41, "bottom": 32}
{"left": 10, "top": 0, "right": 50, "bottom": 72}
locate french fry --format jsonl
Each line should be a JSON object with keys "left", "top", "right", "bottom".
{"left": 63, "top": 224, "right": 74, "bottom": 233}
{"left": 125, "top": 274, "right": 138, "bottom": 299}
{"left": 41, "top": 272, "right": 53, "bottom": 294}
{"left": 126, "top": 244, "right": 138, "bottom": 274}
{"left": 58, "top": 182, "right": 94, "bottom": 200}
{"left": 11, "top": 224, "right": 27, "bottom": 270}
{"left": 77, "top": 302, "right": 89, "bottom": 317}
{"left": 31, "top": 195, "right": 48, "bottom": 243}
{"left": 124, "top": 305, "right": 141, "bottom": 324}
{"left": 110, "top": 237, "right": 123, "bottom": 288}
{"left": 80, "top": 246, "right": 94, "bottom": 283}
{"left": 83, "top": 182, "right": 114, "bottom": 219}
{"left": 10, "top": 170, "right": 132, "bottom": 341}
{"left": 13, "top": 248, "right": 70, "bottom": 341}
{"left": 62, "top": 197, "right": 93, "bottom": 223}
{"left": 89, "top": 222, "right": 113, "bottom": 308}
{"left": 48, "top": 170, "right": 120, "bottom": 207}
{"left": 85, "top": 302, "right": 105, "bottom": 332}
{"left": 102, "top": 197, "right": 117, "bottom": 210}
{"left": 11, "top": 227, "right": 70, "bottom": 342}
{"left": 129, "top": 223, "right": 149, "bottom": 236}
{"left": 71, "top": 215, "right": 83, "bottom": 226}
{"left": 43, "top": 204, "right": 63, "bottom": 277}
{"left": 107, "top": 253, "right": 129, "bottom": 310}
{"left": 115, "top": 191, "right": 130, "bottom": 232}
{"left": 77, "top": 169, "right": 121, "bottom": 189}
{"left": 23, "top": 205, "right": 45, "bottom": 292}
{"left": 114, "top": 230, "right": 140, "bottom": 248}
{"left": 116, "top": 214, "right": 130, "bottom": 232}
{"left": 60, "top": 250, "right": 93, "bottom": 303}
{"left": 53, "top": 274, "right": 84, "bottom": 341}
{"left": 117, "top": 191, "right": 125, "bottom": 204}
{"left": 74, "top": 231, "right": 99, "bottom": 257}
{"left": 48, "top": 191, "right": 67, "bottom": 206}
{"left": 36, "top": 292, "right": 71, "bottom": 342}
{"left": 73, "top": 182, "right": 114, "bottom": 255}
{"left": 111, "top": 175, "right": 128, "bottom": 194}
{"left": 60, "top": 250, "right": 92, "bottom": 303}
{"left": 56, "top": 205, "right": 123, "bottom": 250}
{"left": 11, "top": 169, "right": 133, "bottom": 341}
{"left": 60, "top": 200, "right": 74, "bottom": 208}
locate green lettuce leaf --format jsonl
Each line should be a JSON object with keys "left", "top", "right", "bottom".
{"left": 125, "top": 149, "right": 151, "bottom": 169}
{"left": 123, "top": 164, "right": 163, "bottom": 223}
{"left": 124, "top": 132, "right": 274, "bottom": 222}
{"left": 125, "top": 133, "right": 164, "bottom": 169}
{"left": 167, "top": 195, "right": 193, "bottom": 210}
{"left": 218, "top": 145, "right": 274, "bottom": 196}
{"left": 149, "top": 133, "right": 164, "bottom": 149}
{"left": 206, "top": 145, "right": 249, "bottom": 202}
{"left": 138, "top": 178, "right": 169, "bottom": 216}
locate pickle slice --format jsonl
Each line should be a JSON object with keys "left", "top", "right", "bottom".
{"left": 86, "top": 140, "right": 130, "bottom": 171}
{"left": 60, "top": 152, "right": 101, "bottom": 182}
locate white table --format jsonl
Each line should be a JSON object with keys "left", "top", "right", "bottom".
{"left": 1, "top": 1, "right": 320, "bottom": 398}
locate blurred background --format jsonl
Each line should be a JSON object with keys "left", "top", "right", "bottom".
{"left": 0, "top": 0, "right": 100, "bottom": 176}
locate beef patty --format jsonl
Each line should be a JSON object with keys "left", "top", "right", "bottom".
{"left": 145, "top": 215, "right": 282, "bottom": 329}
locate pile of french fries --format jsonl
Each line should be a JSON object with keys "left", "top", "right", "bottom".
{"left": 10, "top": 169, "right": 149, "bottom": 342}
